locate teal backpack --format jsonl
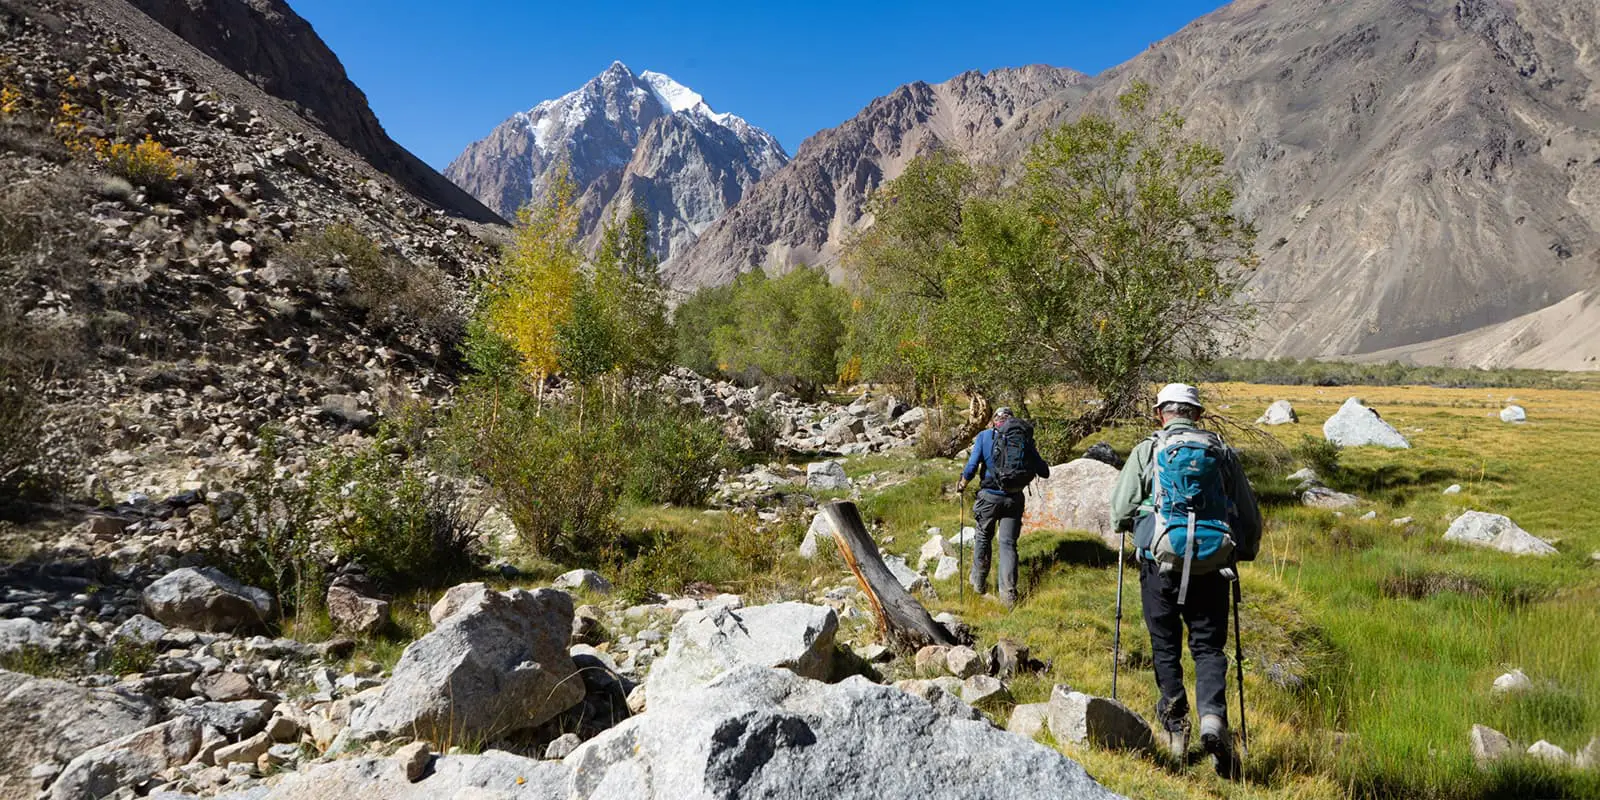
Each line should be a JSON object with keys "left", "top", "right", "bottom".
{"left": 1148, "top": 429, "right": 1236, "bottom": 604}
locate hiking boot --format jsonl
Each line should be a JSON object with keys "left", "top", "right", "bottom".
{"left": 1159, "top": 727, "right": 1190, "bottom": 760}
{"left": 1200, "top": 714, "right": 1241, "bottom": 779}
{"left": 999, "top": 589, "right": 1018, "bottom": 609}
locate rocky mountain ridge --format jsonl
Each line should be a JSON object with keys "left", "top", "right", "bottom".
{"left": 661, "top": 64, "right": 1088, "bottom": 287}
{"left": 120, "top": 0, "right": 503, "bottom": 225}
{"left": 444, "top": 61, "right": 787, "bottom": 261}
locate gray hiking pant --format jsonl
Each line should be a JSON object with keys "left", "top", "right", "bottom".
{"left": 970, "top": 490, "right": 1023, "bottom": 601}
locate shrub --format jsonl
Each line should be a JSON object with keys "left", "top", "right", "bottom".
{"left": 623, "top": 401, "right": 733, "bottom": 507}
{"left": 439, "top": 384, "right": 627, "bottom": 563}
{"left": 1292, "top": 434, "right": 1342, "bottom": 479}
{"left": 94, "top": 135, "right": 188, "bottom": 193}
{"left": 313, "top": 433, "right": 484, "bottom": 590}
{"left": 200, "top": 429, "right": 321, "bottom": 617}
{"left": 743, "top": 405, "right": 781, "bottom": 456}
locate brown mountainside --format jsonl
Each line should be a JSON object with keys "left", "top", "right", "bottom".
{"left": 1007, "top": 0, "right": 1600, "bottom": 366}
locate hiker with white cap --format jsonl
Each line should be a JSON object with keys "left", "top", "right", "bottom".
{"left": 1109, "top": 383, "right": 1261, "bottom": 776}
{"left": 955, "top": 407, "right": 1050, "bottom": 607}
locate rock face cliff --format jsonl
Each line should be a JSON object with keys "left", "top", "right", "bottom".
{"left": 661, "top": 65, "right": 1088, "bottom": 288}
{"left": 445, "top": 62, "right": 786, "bottom": 260}
{"left": 123, "top": 0, "right": 503, "bottom": 224}
{"left": 1003, "top": 0, "right": 1600, "bottom": 365}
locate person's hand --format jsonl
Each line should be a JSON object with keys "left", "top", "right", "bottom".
{"left": 955, "top": 479, "right": 967, "bottom": 494}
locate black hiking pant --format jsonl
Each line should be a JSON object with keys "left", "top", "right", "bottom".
{"left": 971, "top": 490, "right": 1023, "bottom": 602}
{"left": 1139, "top": 557, "right": 1230, "bottom": 731}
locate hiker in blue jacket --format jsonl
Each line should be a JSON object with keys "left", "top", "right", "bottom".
{"left": 955, "top": 407, "right": 1050, "bottom": 607}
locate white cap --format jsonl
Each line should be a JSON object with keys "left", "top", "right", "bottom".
{"left": 1154, "top": 383, "right": 1203, "bottom": 411}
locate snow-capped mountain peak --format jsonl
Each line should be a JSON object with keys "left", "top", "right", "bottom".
{"left": 640, "top": 70, "right": 707, "bottom": 115}
{"left": 445, "top": 61, "right": 790, "bottom": 263}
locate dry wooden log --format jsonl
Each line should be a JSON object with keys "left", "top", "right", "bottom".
{"left": 823, "top": 500, "right": 957, "bottom": 652}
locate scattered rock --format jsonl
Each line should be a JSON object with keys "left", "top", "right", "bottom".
{"left": 426, "top": 581, "right": 488, "bottom": 626}
{"left": 393, "top": 740, "right": 432, "bottom": 782}
{"left": 194, "top": 671, "right": 258, "bottom": 702}
{"left": 214, "top": 731, "right": 272, "bottom": 767}
{"left": 884, "top": 554, "right": 930, "bottom": 594}
{"left": 319, "top": 394, "right": 376, "bottom": 431}
{"left": 933, "top": 555, "right": 959, "bottom": 581}
{"left": 946, "top": 646, "right": 986, "bottom": 679}
{"left": 1500, "top": 405, "right": 1527, "bottom": 423}
{"left": 1008, "top": 702, "right": 1051, "bottom": 739}
{"left": 347, "top": 587, "right": 585, "bottom": 744}
{"left": 987, "top": 640, "right": 1042, "bottom": 679}
{"left": 553, "top": 568, "right": 613, "bottom": 594}
{"left": 0, "top": 671, "right": 160, "bottom": 790}
{"left": 0, "top": 618, "right": 51, "bottom": 657}
{"left": 893, "top": 678, "right": 983, "bottom": 722}
{"left": 1491, "top": 669, "right": 1533, "bottom": 695}
{"left": 1302, "top": 486, "right": 1363, "bottom": 510}
{"left": 915, "top": 645, "right": 951, "bottom": 677}
{"left": 543, "top": 732, "right": 581, "bottom": 760}
{"left": 805, "top": 460, "right": 852, "bottom": 492}
{"left": 1444, "top": 484, "right": 1463, "bottom": 495}
{"left": 1528, "top": 740, "right": 1572, "bottom": 765}
{"left": 1323, "top": 397, "right": 1410, "bottom": 448}
{"left": 1470, "top": 723, "right": 1514, "bottom": 766}
{"left": 180, "top": 699, "right": 272, "bottom": 739}
{"left": 645, "top": 602, "right": 838, "bottom": 709}
{"left": 799, "top": 512, "right": 834, "bottom": 559}
{"left": 47, "top": 716, "right": 202, "bottom": 800}
{"left": 1444, "top": 511, "right": 1556, "bottom": 556}
{"left": 917, "top": 533, "right": 949, "bottom": 571}
{"left": 1257, "top": 400, "right": 1299, "bottom": 425}
{"left": 141, "top": 567, "right": 274, "bottom": 632}
{"left": 1287, "top": 467, "right": 1321, "bottom": 485}
{"left": 1081, "top": 442, "right": 1125, "bottom": 469}
{"left": 960, "top": 674, "right": 1011, "bottom": 711}
{"left": 326, "top": 584, "right": 390, "bottom": 636}
{"left": 1577, "top": 736, "right": 1598, "bottom": 769}
{"left": 1046, "top": 685, "right": 1154, "bottom": 752}
{"left": 1022, "top": 459, "right": 1121, "bottom": 545}
{"left": 108, "top": 615, "right": 167, "bottom": 648}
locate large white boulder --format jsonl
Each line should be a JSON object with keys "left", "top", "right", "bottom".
{"left": 1021, "top": 458, "right": 1122, "bottom": 545}
{"left": 1257, "top": 400, "right": 1298, "bottom": 425}
{"left": 645, "top": 602, "right": 837, "bottom": 709}
{"left": 0, "top": 618, "right": 51, "bottom": 657}
{"left": 1443, "top": 511, "right": 1556, "bottom": 556}
{"left": 347, "top": 588, "right": 584, "bottom": 744}
{"left": 1500, "top": 405, "right": 1527, "bottom": 423}
{"left": 141, "top": 567, "right": 275, "bottom": 632}
{"left": 571, "top": 666, "right": 1124, "bottom": 799}
{"left": 1323, "top": 397, "right": 1410, "bottom": 448}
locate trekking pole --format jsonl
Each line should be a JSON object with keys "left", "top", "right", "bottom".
{"left": 1111, "top": 521, "right": 1125, "bottom": 701}
{"left": 957, "top": 486, "right": 966, "bottom": 606}
{"left": 1232, "top": 572, "right": 1249, "bottom": 762}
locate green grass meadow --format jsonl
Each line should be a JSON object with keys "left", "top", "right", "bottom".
{"left": 845, "top": 383, "right": 1600, "bottom": 800}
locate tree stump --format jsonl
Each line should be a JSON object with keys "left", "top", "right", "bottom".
{"left": 823, "top": 500, "right": 957, "bottom": 652}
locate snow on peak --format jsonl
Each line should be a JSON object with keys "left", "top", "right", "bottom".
{"left": 640, "top": 70, "right": 707, "bottom": 115}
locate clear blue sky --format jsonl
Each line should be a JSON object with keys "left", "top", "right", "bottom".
{"left": 290, "top": 0, "right": 1229, "bottom": 170}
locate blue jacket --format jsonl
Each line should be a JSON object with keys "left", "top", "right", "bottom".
{"left": 962, "top": 426, "right": 1051, "bottom": 496}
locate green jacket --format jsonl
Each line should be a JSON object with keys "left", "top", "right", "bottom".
{"left": 1109, "top": 420, "right": 1262, "bottom": 541}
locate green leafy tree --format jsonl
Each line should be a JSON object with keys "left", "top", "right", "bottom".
{"left": 672, "top": 282, "right": 737, "bottom": 376}
{"left": 845, "top": 83, "right": 1257, "bottom": 446}
{"left": 1010, "top": 82, "right": 1257, "bottom": 432}
{"left": 709, "top": 268, "right": 847, "bottom": 400}
{"left": 591, "top": 203, "right": 671, "bottom": 377}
